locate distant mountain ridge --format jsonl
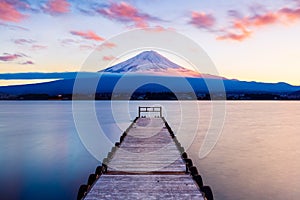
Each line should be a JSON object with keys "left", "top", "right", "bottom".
{"left": 0, "top": 74, "right": 299, "bottom": 96}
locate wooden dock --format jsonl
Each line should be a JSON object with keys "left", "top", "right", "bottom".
{"left": 78, "top": 107, "right": 213, "bottom": 200}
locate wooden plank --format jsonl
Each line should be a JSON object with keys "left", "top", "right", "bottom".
{"left": 84, "top": 175, "right": 203, "bottom": 200}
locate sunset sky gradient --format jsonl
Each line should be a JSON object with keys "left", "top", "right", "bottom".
{"left": 0, "top": 0, "right": 300, "bottom": 85}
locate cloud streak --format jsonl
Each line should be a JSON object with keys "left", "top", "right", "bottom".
{"left": 31, "top": 44, "right": 47, "bottom": 50}
{"left": 14, "top": 39, "right": 35, "bottom": 45}
{"left": 0, "top": 52, "right": 34, "bottom": 65}
{"left": 103, "top": 42, "right": 116, "bottom": 48}
{"left": 218, "top": 4, "right": 300, "bottom": 41}
{"left": 13, "top": 38, "right": 47, "bottom": 50}
{"left": 0, "top": 22, "right": 29, "bottom": 31}
{"left": 0, "top": 0, "right": 26, "bottom": 22}
{"left": 0, "top": 53, "right": 24, "bottom": 61}
{"left": 70, "top": 30, "right": 105, "bottom": 41}
{"left": 60, "top": 38, "right": 80, "bottom": 46}
{"left": 279, "top": 7, "right": 300, "bottom": 21}
{"left": 189, "top": 11, "right": 216, "bottom": 29}
{"left": 102, "top": 55, "right": 115, "bottom": 61}
{"left": 217, "top": 22, "right": 252, "bottom": 41}
{"left": 97, "top": 1, "right": 159, "bottom": 28}
{"left": 20, "top": 60, "right": 34, "bottom": 65}
{"left": 43, "top": 0, "right": 70, "bottom": 15}
{"left": 79, "top": 44, "right": 96, "bottom": 50}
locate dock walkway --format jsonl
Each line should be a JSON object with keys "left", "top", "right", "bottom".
{"left": 78, "top": 107, "right": 213, "bottom": 200}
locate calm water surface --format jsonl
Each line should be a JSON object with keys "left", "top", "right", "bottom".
{"left": 0, "top": 101, "right": 299, "bottom": 200}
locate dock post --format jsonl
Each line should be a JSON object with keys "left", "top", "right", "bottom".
{"left": 160, "top": 106, "right": 162, "bottom": 118}
{"left": 138, "top": 106, "right": 141, "bottom": 118}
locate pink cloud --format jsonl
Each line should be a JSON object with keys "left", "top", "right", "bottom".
{"left": 44, "top": 0, "right": 70, "bottom": 15}
{"left": 96, "top": 42, "right": 117, "bottom": 52}
{"left": 98, "top": 2, "right": 158, "bottom": 28}
{"left": 279, "top": 7, "right": 300, "bottom": 21}
{"left": 79, "top": 44, "right": 96, "bottom": 50}
{"left": 217, "top": 25, "right": 252, "bottom": 41}
{"left": 14, "top": 39, "right": 35, "bottom": 45}
{"left": 0, "top": 53, "right": 23, "bottom": 61}
{"left": 218, "top": 4, "right": 300, "bottom": 41}
{"left": 144, "top": 26, "right": 176, "bottom": 32}
{"left": 31, "top": 44, "right": 47, "bottom": 50}
{"left": 103, "top": 42, "right": 116, "bottom": 48}
{"left": 70, "top": 30, "right": 105, "bottom": 41}
{"left": 8, "top": 0, "right": 31, "bottom": 10}
{"left": 0, "top": 52, "right": 34, "bottom": 65}
{"left": 102, "top": 55, "right": 115, "bottom": 61}
{"left": 20, "top": 60, "right": 34, "bottom": 65}
{"left": 250, "top": 12, "right": 279, "bottom": 26}
{"left": 0, "top": 1, "right": 26, "bottom": 22}
{"left": 189, "top": 11, "right": 216, "bottom": 29}
{"left": 60, "top": 38, "right": 80, "bottom": 46}
{"left": 13, "top": 39, "right": 47, "bottom": 50}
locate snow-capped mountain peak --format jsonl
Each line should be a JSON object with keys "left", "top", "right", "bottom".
{"left": 100, "top": 51, "right": 201, "bottom": 77}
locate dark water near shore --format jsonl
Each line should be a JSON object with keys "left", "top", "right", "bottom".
{"left": 0, "top": 101, "right": 299, "bottom": 200}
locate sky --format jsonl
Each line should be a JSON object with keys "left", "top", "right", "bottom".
{"left": 0, "top": 0, "right": 300, "bottom": 85}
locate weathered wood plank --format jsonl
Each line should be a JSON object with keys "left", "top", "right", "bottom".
{"left": 85, "top": 175, "right": 203, "bottom": 200}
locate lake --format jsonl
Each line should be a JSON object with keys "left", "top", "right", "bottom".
{"left": 0, "top": 101, "right": 299, "bottom": 199}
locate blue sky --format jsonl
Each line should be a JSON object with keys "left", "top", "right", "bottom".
{"left": 0, "top": 0, "right": 300, "bottom": 85}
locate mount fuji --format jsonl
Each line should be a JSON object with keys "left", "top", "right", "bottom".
{"left": 100, "top": 51, "right": 202, "bottom": 77}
